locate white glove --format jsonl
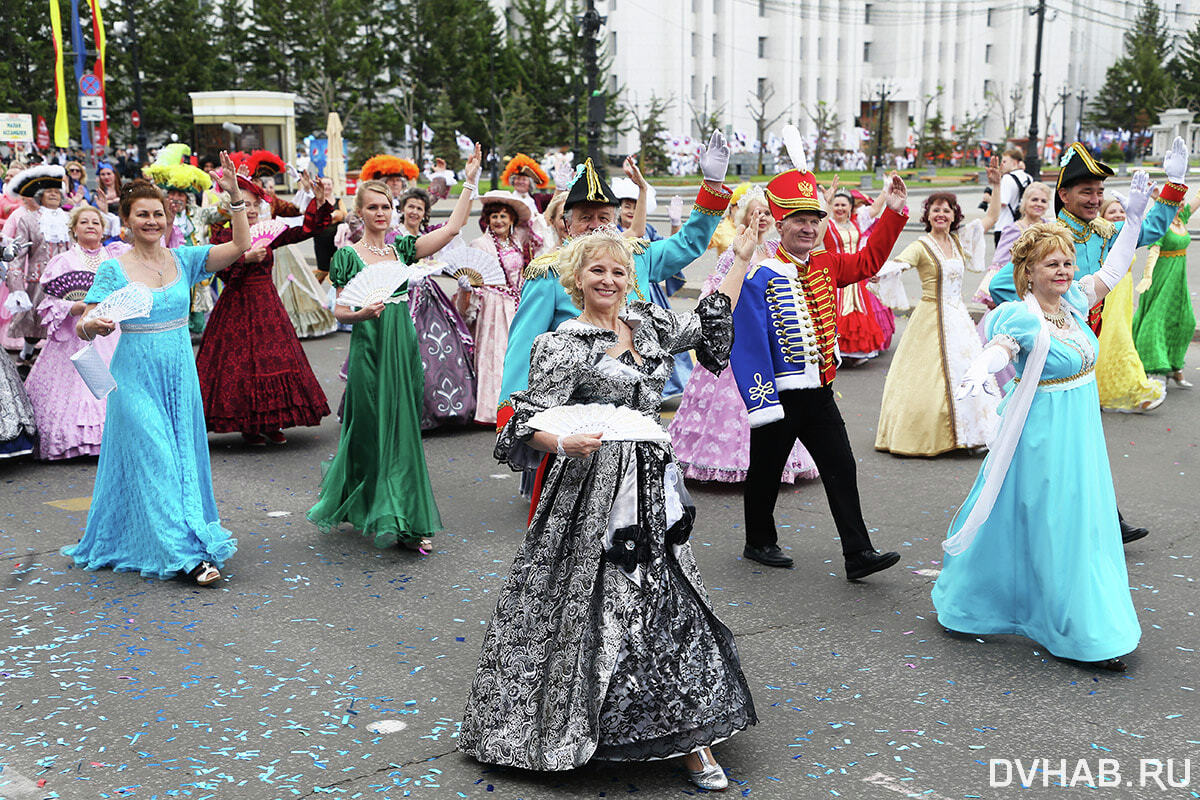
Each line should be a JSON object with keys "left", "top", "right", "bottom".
{"left": 1093, "top": 171, "right": 1154, "bottom": 292}
{"left": 553, "top": 161, "right": 576, "bottom": 189}
{"left": 1120, "top": 170, "right": 1154, "bottom": 227}
{"left": 668, "top": 195, "right": 683, "bottom": 227}
{"left": 955, "top": 344, "right": 1011, "bottom": 400}
{"left": 457, "top": 275, "right": 474, "bottom": 291}
{"left": 697, "top": 130, "right": 730, "bottom": 184}
{"left": 3, "top": 290, "right": 32, "bottom": 314}
{"left": 1162, "top": 136, "right": 1189, "bottom": 184}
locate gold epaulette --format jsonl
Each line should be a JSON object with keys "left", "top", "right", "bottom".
{"left": 630, "top": 237, "right": 649, "bottom": 255}
{"left": 523, "top": 252, "right": 560, "bottom": 281}
{"left": 1092, "top": 218, "right": 1116, "bottom": 240}
{"left": 809, "top": 247, "right": 828, "bottom": 257}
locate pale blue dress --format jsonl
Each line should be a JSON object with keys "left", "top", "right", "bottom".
{"left": 932, "top": 283, "right": 1141, "bottom": 663}
{"left": 64, "top": 246, "right": 237, "bottom": 578}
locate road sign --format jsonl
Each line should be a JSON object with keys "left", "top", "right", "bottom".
{"left": 0, "top": 113, "right": 34, "bottom": 142}
{"left": 81, "top": 107, "right": 104, "bottom": 122}
{"left": 79, "top": 96, "right": 102, "bottom": 110}
{"left": 79, "top": 73, "right": 102, "bottom": 96}
{"left": 131, "top": 110, "right": 141, "bottom": 128}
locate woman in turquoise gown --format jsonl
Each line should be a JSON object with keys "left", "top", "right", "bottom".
{"left": 308, "top": 146, "right": 482, "bottom": 554}
{"left": 934, "top": 174, "right": 1153, "bottom": 671}
{"left": 63, "top": 158, "right": 252, "bottom": 586}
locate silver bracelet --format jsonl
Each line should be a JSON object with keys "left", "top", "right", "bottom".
{"left": 81, "top": 320, "right": 95, "bottom": 341}
{"left": 556, "top": 435, "right": 567, "bottom": 458}
{"left": 461, "top": 182, "right": 477, "bottom": 195}
{"left": 229, "top": 201, "right": 246, "bottom": 212}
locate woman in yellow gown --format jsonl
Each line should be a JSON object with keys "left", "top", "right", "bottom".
{"left": 1094, "top": 198, "right": 1164, "bottom": 412}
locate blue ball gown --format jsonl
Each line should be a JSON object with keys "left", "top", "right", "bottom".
{"left": 63, "top": 245, "right": 237, "bottom": 579}
{"left": 932, "top": 283, "right": 1141, "bottom": 663}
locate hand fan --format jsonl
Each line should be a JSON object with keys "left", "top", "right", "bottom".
{"left": 440, "top": 246, "right": 505, "bottom": 287}
{"left": 527, "top": 403, "right": 671, "bottom": 443}
{"left": 43, "top": 270, "right": 96, "bottom": 302}
{"left": 85, "top": 282, "right": 153, "bottom": 323}
{"left": 336, "top": 262, "right": 440, "bottom": 307}
{"left": 249, "top": 218, "right": 289, "bottom": 248}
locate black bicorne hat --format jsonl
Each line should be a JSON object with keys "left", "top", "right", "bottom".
{"left": 1055, "top": 143, "right": 1115, "bottom": 214}
{"left": 563, "top": 158, "right": 620, "bottom": 211}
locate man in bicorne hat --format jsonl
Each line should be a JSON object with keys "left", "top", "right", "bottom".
{"left": 497, "top": 131, "right": 735, "bottom": 432}
{"left": 985, "top": 136, "right": 1191, "bottom": 546}
{"left": 729, "top": 164, "right": 909, "bottom": 579}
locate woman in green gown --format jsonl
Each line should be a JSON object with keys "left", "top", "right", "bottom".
{"left": 308, "top": 146, "right": 482, "bottom": 553}
{"left": 1132, "top": 190, "right": 1200, "bottom": 389}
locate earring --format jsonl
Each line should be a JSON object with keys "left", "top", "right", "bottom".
{"left": 1025, "top": 281, "right": 1033, "bottom": 293}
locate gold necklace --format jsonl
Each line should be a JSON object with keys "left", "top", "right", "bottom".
{"left": 1042, "top": 307, "right": 1069, "bottom": 329}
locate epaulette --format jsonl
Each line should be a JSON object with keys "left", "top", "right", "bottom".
{"left": 523, "top": 251, "right": 560, "bottom": 281}
{"left": 809, "top": 247, "right": 828, "bottom": 257}
{"left": 630, "top": 237, "right": 649, "bottom": 255}
{"left": 1091, "top": 218, "right": 1116, "bottom": 241}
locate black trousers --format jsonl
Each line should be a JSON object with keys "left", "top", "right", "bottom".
{"left": 744, "top": 386, "right": 874, "bottom": 556}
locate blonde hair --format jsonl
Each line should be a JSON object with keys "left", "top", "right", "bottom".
{"left": 733, "top": 185, "right": 768, "bottom": 226}
{"left": 355, "top": 179, "right": 393, "bottom": 213}
{"left": 1011, "top": 222, "right": 1075, "bottom": 298}
{"left": 1018, "top": 181, "right": 1051, "bottom": 218}
{"left": 67, "top": 204, "right": 104, "bottom": 240}
{"left": 557, "top": 231, "right": 642, "bottom": 309}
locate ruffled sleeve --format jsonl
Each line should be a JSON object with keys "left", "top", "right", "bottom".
{"left": 958, "top": 218, "right": 986, "bottom": 272}
{"left": 84, "top": 259, "right": 126, "bottom": 305}
{"left": 36, "top": 294, "right": 77, "bottom": 341}
{"left": 392, "top": 234, "right": 417, "bottom": 266}
{"left": 984, "top": 300, "right": 1040, "bottom": 356}
{"left": 172, "top": 244, "right": 216, "bottom": 285}
{"left": 637, "top": 292, "right": 733, "bottom": 373}
{"left": 329, "top": 246, "right": 361, "bottom": 288}
{"left": 494, "top": 331, "right": 583, "bottom": 470}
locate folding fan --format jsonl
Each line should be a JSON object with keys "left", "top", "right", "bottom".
{"left": 527, "top": 403, "right": 670, "bottom": 443}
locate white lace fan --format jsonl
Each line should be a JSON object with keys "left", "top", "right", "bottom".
{"left": 440, "top": 246, "right": 505, "bottom": 287}
{"left": 85, "top": 282, "right": 153, "bottom": 323}
{"left": 336, "top": 262, "right": 440, "bottom": 307}
{"left": 249, "top": 218, "right": 289, "bottom": 248}
{"left": 527, "top": 403, "right": 671, "bottom": 443}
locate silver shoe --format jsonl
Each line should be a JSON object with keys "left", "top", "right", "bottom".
{"left": 687, "top": 747, "right": 728, "bottom": 791}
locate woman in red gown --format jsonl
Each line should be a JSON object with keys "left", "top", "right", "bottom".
{"left": 195, "top": 175, "right": 333, "bottom": 444}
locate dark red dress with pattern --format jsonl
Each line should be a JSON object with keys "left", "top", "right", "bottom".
{"left": 196, "top": 201, "right": 332, "bottom": 433}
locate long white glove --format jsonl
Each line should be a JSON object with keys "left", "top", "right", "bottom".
{"left": 668, "top": 195, "right": 683, "bottom": 227}
{"left": 956, "top": 343, "right": 1012, "bottom": 400}
{"left": 1093, "top": 170, "right": 1154, "bottom": 292}
{"left": 1162, "top": 136, "right": 1189, "bottom": 184}
{"left": 697, "top": 130, "right": 730, "bottom": 184}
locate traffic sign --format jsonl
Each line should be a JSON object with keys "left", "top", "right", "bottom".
{"left": 79, "top": 96, "right": 102, "bottom": 110}
{"left": 79, "top": 73, "right": 101, "bottom": 97}
{"left": 131, "top": 110, "right": 141, "bottom": 128}
{"left": 81, "top": 107, "right": 104, "bottom": 122}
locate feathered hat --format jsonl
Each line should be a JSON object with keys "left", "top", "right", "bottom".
{"left": 247, "top": 149, "right": 286, "bottom": 178}
{"left": 4, "top": 164, "right": 66, "bottom": 199}
{"left": 764, "top": 124, "right": 826, "bottom": 221}
{"left": 501, "top": 154, "right": 550, "bottom": 189}
{"left": 360, "top": 155, "right": 418, "bottom": 182}
{"left": 1055, "top": 143, "right": 1114, "bottom": 214}
{"left": 143, "top": 143, "right": 212, "bottom": 193}
{"left": 227, "top": 151, "right": 250, "bottom": 176}
{"left": 563, "top": 158, "right": 619, "bottom": 211}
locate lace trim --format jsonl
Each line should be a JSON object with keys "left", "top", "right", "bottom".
{"left": 988, "top": 333, "right": 1020, "bottom": 359}
{"left": 121, "top": 317, "right": 187, "bottom": 333}
{"left": 1012, "top": 367, "right": 1095, "bottom": 391}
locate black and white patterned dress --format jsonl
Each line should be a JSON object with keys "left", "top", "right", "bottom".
{"left": 459, "top": 295, "right": 756, "bottom": 771}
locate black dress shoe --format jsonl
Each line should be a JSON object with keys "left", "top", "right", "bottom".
{"left": 844, "top": 549, "right": 901, "bottom": 580}
{"left": 742, "top": 544, "right": 794, "bottom": 568}
{"left": 1094, "top": 657, "right": 1127, "bottom": 672}
{"left": 1120, "top": 519, "right": 1149, "bottom": 545}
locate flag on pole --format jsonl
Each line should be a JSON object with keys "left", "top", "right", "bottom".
{"left": 421, "top": 123, "right": 434, "bottom": 143}
{"left": 49, "top": 0, "right": 69, "bottom": 147}
{"left": 85, "top": 0, "right": 108, "bottom": 148}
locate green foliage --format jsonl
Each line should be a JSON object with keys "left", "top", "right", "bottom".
{"left": 1171, "top": 19, "right": 1200, "bottom": 110}
{"left": 922, "top": 112, "right": 953, "bottom": 162}
{"left": 628, "top": 94, "right": 672, "bottom": 175}
{"left": 495, "top": 85, "right": 541, "bottom": 161}
{"left": 1088, "top": 0, "right": 1171, "bottom": 134}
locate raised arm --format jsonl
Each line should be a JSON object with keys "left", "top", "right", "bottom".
{"left": 415, "top": 144, "right": 481, "bottom": 258}
{"left": 204, "top": 151, "right": 251, "bottom": 272}
{"left": 623, "top": 156, "right": 648, "bottom": 238}
{"left": 1083, "top": 170, "right": 1153, "bottom": 305}
{"left": 977, "top": 156, "right": 1003, "bottom": 232}
{"left": 832, "top": 172, "right": 908, "bottom": 286}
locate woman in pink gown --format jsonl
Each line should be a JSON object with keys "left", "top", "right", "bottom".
{"left": 459, "top": 192, "right": 542, "bottom": 425}
{"left": 669, "top": 188, "right": 819, "bottom": 483}
{"left": 24, "top": 206, "right": 124, "bottom": 459}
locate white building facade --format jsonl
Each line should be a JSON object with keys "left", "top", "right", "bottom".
{"left": 495, "top": 0, "right": 1199, "bottom": 160}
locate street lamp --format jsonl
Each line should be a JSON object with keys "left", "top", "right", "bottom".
{"left": 1127, "top": 80, "right": 1142, "bottom": 163}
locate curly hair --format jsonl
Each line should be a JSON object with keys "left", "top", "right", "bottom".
{"left": 920, "top": 192, "right": 964, "bottom": 232}
{"left": 67, "top": 204, "right": 105, "bottom": 240}
{"left": 1011, "top": 222, "right": 1075, "bottom": 298}
{"left": 398, "top": 187, "right": 431, "bottom": 227}
{"left": 557, "top": 231, "right": 640, "bottom": 309}
{"left": 118, "top": 178, "right": 167, "bottom": 219}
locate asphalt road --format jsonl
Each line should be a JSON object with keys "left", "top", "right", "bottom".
{"left": 1, "top": 197, "right": 1198, "bottom": 800}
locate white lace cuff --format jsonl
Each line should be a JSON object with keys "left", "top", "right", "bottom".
{"left": 987, "top": 333, "right": 1020, "bottom": 360}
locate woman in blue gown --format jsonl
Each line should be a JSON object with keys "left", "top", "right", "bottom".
{"left": 934, "top": 172, "right": 1154, "bottom": 672}
{"left": 63, "top": 154, "right": 252, "bottom": 586}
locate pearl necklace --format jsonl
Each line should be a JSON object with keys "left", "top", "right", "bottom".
{"left": 361, "top": 241, "right": 391, "bottom": 257}
{"left": 1042, "top": 307, "right": 1069, "bottom": 329}
{"left": 76, "top": 245, "right": 106, "bottom": 271}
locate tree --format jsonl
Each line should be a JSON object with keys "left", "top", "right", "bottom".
{"left": 427, "top": 89, "right": 464, "bottom": 171}
{"left": 625, "top": 92, "right": 672, "bottom": 175}
{"left": 986, "top": 82, "right": 1026, "bottom": 140}
{"left": 954, "top": 106, "right": 989, "bottom": 161}
{"left": 922, "top": 112, "right": 952, "bottom": 163}
{"left": 1174, "top": 19, "right": 1200, "bottom": 110}
{"left": 805, "top": 101, "right": 841, "bottom": 171}
{"left": 495, "top": 85, "right": 541, "bottom": 161}
{"left": 687, "top": 88, "right": 725, "bottom": 139}
{"left": 747, "top": 81, "right": 790, "bottom": 174}
{"left": 1088, "top": 0, "right": 1171, "bottom": 159}
{"left": 914, "top": 85, "right": 944, "bottom": 167}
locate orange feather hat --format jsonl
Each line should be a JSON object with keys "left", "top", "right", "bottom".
{"left": 500, "top": 154, "right": 549, "bottom": 189}
{"left": 360, "top": 155, "right": 419, "bottom": 182}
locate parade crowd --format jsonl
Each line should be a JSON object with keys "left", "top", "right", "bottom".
{"left": 0, "top": 124, "right": 1196, "bottom": 790}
